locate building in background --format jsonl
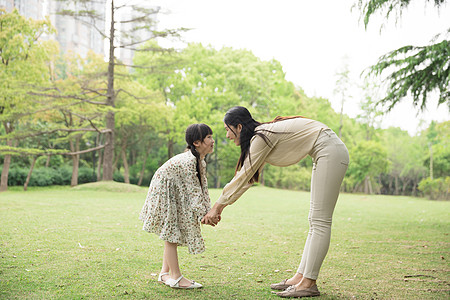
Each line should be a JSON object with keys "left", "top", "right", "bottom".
{"left": 46, "top": 0, "right": 106, "bottom": 57}
{"left": 0, "top": 0, "right": 159, "bottom": 64}
{"left": 1, "top": 0, "right": 106, "bottom": 57}
{"left": 0, "top": 0, "right": 44, "bottom": 20}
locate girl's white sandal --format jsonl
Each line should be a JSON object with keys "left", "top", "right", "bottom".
{"left": 167, "top": 275, "right": 203, "bottom": 289}
{"left": 157, "top": 272, "right": 170, "bottom": 285}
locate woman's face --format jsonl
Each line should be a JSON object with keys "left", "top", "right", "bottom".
{"left": 224, "top": 122, "right": 241, "bottom": 146}
{"left": 194, "top": 134, "right": 215, "bottom": 157}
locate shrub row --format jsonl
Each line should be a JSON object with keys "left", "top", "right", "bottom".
{"left": 5, "top": 166, "right": 152, "bottom": 187}
{"left": 7, "top": 166, "right": 97, "bottom": 186}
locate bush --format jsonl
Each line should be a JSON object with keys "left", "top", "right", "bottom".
{"left": 59, "top": 166, "right": 73, "bottom": 184}
{"left": 6, "top": 166, "right": 97, "bottom": 187}
{"left": 113, "top": 171, "right": 124, "bottom": 183}
{"left": 7, "top": 167, "right": 28, "bottom": 186}
{"left": 28, "top": 168, "right": 59, "bottom": 186}
{"left": 264, "top": 164, "right": 311, "bottom": 191}
{"left": 78, "top": 167, "right": 96, "bottom": 184}
{"left": 418, "top": 177, "right": 449, "bottom": 200}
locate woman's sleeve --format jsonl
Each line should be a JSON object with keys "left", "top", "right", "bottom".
{"left": 216, "top": 135, "right": 274, "bottom": 206}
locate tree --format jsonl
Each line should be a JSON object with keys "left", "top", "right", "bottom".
{"left": 333, "top": 56, "right": 352, "bottom": 138}
{"left": 26, "top": 50, "right": 113, "bottom": 186}
{"left": 357, "top": 0, "right": 449, "bottom": 111}
{"left": 423, "top": 121, "right": 449, "bottom": 178}
{"left": 56, "top": 0, "right": 186, "bottom": 180}
{"left": 0, "top": 9, "right": 57, "bottom": 191}
{"left": 357, "top": 79, "right": 383, "bottom": 141}
{"left": 347, "top": 140, "right": 390, "bottom": 193}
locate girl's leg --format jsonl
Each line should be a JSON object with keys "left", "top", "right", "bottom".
{"left": 159, "top": 244, "right": 170, "bottom": 282}
{"left": 164, "top": 241, "right": 196, "bottom": 287}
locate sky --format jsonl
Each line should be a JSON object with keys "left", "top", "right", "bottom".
{"left": 149, "top": 0, "right": 449, "bottom": 136}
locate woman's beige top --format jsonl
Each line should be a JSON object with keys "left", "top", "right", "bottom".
{"left": 217, "top": 117, "right": 328, "bottom": 206}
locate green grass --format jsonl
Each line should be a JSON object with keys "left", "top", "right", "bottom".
{"left": 1, "top": 183, "right": 449, "bottom": 299}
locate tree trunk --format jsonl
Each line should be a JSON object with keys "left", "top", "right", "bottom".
{"left": 0, "top": 122, "right": 14, "bottom": 192}
{"left": 401, "top": 178, "right": 410, "bottom": 195}
{"left": 97, "top": 134, "right": 102, "bottom": 181}
{"left": 429, "top": 142, "right": 433, "bottom": 180}
{"left": 167, "top": 138, "right": 174, "bottom": 159}
{"left": 113, "top": 152, "right": 119, "bottom": 175}
{"left": 138, "top": 147, "right": 151, "bottom": 186}
{"left": 97, "top": 150, "right": 103, "bottom": 181}
{"left": 0, "top": 153, "right": 11, "bottom": 192}
{"left": 70, "top": 136, "right": 80, "bottom": 187}
{"left": 102, "top": 0, "right": 116, "bottom": 181}
{"left": 103, "top": 113, "right": 115, "bottom": 181}
{"left": 121, "top": 148, "right": 130, "bottom": 184}
{"left": 364, "top": 176, "right": 373, "bottom": 194}
{"left": 338, "top": 98, "right": 344, "bottom": 138}
{"left": 45, "top": 155, "right": 50, "bottom": 167}
{"left": 378, "top": 175, "right": 382, "bottom": 194}
{"left": 412, "top": 180, "right": 418, "bottom": 196}
{"left": 388, "top": 176, "right": 393, "bottom": 195}
{"left": 24, "top": 156, "right": 37, "bottom": 191}
{"left": 394, "top": 175, "right": 399, "bottom": 195}
{"left": 92, "top": 137, "right": 96, "bottom": 182}
{"left": 214, "top": 141, "right": 220, "bottom": 188}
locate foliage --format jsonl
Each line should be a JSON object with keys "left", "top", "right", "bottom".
{"left": 418, "top": 176, "right": 450, "bottom": 200}
{"left": 356, "top": 0, "right": 449, "bottom": 111}
{"left": 0, "top": 9, "right": 447, "bottom": 198}
{"left": 356, "top": 0, "right": 446, "bottom": 29}
{"left": 6, "top": 165, "right": 96, "bottom": 186}
{"left": 134, "top": 43, "right": 304, "bottom": 187}
{"left": 0, "top": 8, "right": 58, "bottom": 149}
{"left": 263, "top": 164, "right": 312, "bottom": 191}
{"left": 366, "top": 40, "right": 450, "bottom": 111}
{"left": 346, "top": 140, "right": 390, "bottom": 190}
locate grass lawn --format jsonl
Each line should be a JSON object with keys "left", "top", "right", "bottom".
{"left": 1, "top": 182, "right": 449, "bottom": 299}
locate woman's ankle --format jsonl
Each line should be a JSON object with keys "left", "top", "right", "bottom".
{"left": 295, "top": 277, "right": 316, "bottom": 289}
{"left": 286, "top": 273, "right": 303, "bottom": 285}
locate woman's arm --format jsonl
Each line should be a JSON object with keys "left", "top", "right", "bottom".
{"left": 216, "top": 135, "right": 274, "bottom": 206}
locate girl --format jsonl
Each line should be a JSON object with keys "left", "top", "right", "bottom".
{"left": 202, "top": 107, "right": 349, "bottom": 298}
{"left": 139, "top": 123, "right": 214, "bottom": 289}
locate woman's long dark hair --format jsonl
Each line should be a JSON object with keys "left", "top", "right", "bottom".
{"left": 185, "top": 123, "right": 213, "bottom": 190}
{"left": 224, "top": 106, "right": 303, "bottom": 183}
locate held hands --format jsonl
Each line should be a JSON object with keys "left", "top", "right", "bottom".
{"left": 201, "top": 203, "right": 226, "bottom": 226}
{"left": 201, "top": 208, "right": 221, "bottom": 226}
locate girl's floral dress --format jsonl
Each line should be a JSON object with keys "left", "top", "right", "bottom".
{"left": 139, "top": 151, "right": 210, "bottom": 254}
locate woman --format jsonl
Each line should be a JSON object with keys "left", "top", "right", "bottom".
{"left": 140, "top": 123, "right": 214, "bottom": 289}
{"left": 202, "top": 106, "right": 349, "bottom": 298}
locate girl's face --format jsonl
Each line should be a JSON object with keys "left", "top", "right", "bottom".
{"left": 224, "top": 122, "right": 242, "bottom": 146}
{"left": 194, "top": 134, "right": 214, "bottom": 157}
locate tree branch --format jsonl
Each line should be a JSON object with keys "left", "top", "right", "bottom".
{"left": 0, "top": 127, "right": 112, "bottom": 141}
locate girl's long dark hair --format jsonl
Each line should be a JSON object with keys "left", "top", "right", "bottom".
{"left": 224, "top": 106, "right": 303, "bottom": 183}
{"left": 185, "top": 123, "right": 213, "bottom": 190}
